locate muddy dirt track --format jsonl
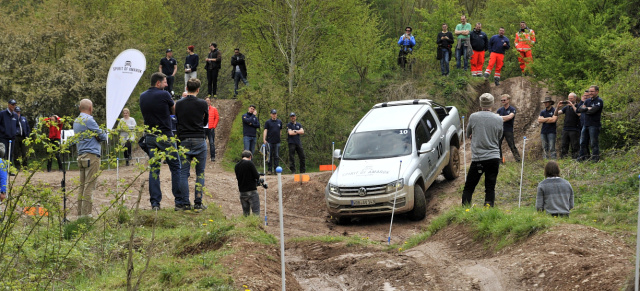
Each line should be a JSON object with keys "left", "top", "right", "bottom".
{"left": 12, "top": 80, "right": 636, "bottom": 290}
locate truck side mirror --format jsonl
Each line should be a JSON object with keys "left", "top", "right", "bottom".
{"left": 418, "top": 143, "right": 435, "bottom": 155}
{"left": 333, "top": 149, "right": 342, "bottom": 159}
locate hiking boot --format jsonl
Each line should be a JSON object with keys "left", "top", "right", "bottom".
{"left": 193, "top": 204, "right": 207, "bottom": 210}
{"left": 174, "top": 204, "right": 192, "bottom": 211}
{"left": 494, "top": 77, "right": 500, "bottom": 86}
{"left": 483, "top": 73, "right": 489, "bottom": 78}
{"left": 211, "top": 157, "right": 215, "bottom": 162}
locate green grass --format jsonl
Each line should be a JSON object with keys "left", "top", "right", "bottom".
{"left": 289, "top": 234, "right": 381, "bottom": 247}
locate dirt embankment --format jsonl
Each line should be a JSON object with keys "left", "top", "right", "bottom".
{"left": 11, "top": 84, "right": 635, "bottom": 290}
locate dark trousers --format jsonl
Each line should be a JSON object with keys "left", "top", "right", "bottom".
{"left": 47, "top": 138, "right": 63, "bottom": 172}
{"left": 288, "top": 143, "right": 306, "bottom": 173}
{"left": 206, "top": 68, "right": 219, "bottom": 96}
{"left": 579, "top": 126, "right": 600, "bottom": 161}
{"left": 499, "top": 131, "right": 521, "bottom": 162}
{"left": 560, "top": 130, "right": 580, "bottom": 159}
{"left": 205, "top": 128, "right": 216, "bottom": 159}
{"left": 461, "top": 158, "right": 500, "bottom": 207}
{"left": 267, "top": 143, "right": 280, "bottom": 172}
{"left": 123, "top": 140, "right": 132, "bottom": 160}
{"left": 164, "top": 75, "right": 175, "bottom": 94}
{"left": 14, "top": 136, "right": 28, "bottom": 169}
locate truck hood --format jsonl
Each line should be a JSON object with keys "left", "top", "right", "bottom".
{"left": 330, "top": 157, "right": 407, "bottom": 187}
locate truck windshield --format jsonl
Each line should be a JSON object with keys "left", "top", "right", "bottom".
{"left": 342, "top": 129, "right": 412, "bottom": 160}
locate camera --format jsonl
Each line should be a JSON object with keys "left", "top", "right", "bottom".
{"left": 257, "top": 178, "right": 268, "bottom": 189}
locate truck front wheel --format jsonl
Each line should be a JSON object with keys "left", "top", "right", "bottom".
{"left": 443, "top": 146, "right": 460, "bottom": 180}
{"left": 407, "top": 184, "right": 426, "bottom": 221}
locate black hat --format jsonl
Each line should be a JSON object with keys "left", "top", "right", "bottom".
{"left": 15, "top": 106, "right": 21, "bottom": 112}
{"left": 166, "top": 49, "right": 172, "bottom": 53}
{"left": 270, "top": 109, "right": 277, "bottom": 114}
{"left": 8, "top": 99, "right": 16, "bottom": 105}
{"left": 541, "top": 97, "right": 555, "bottom": 105}
{"left": 289, "top": 112, "right": 296, "bottom": 117}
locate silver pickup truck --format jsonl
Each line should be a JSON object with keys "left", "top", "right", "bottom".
{"left": 325, "top": 99, "right": 462, "bottom": 224}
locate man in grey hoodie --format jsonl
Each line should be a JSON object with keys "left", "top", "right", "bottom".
{"left": 461, "top": 93, "right": 503, "bottom": 207}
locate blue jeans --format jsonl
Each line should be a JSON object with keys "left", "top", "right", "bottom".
{"left": 205, "top": 128, "right": 216, "bottom": 159}
{"left": 267, "top": 143, "right": 280, "bottom": 172}
{"left": 579, "top": 126, "right": 600, "bottom": 161}
{"left": 455, "top": 46, "right": 469, "bottom": 70}
{"left": 234, "top": 71, "right": 248, "bottom": 96}
{"left": 243, "top": 136, "right": 257, "bottom": 154}
{"left": 179, "top": 138, "right": 207, "bottom": 205}
{"left": 540, "top": 133, "right": 557, "bottom": 159}
{"left": 440, "top": 49, "right": 450, "bottom": 75}
{"left": 146, "top": 135, "right": 183, "bottom": 207}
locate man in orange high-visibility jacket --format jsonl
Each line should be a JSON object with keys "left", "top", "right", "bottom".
{"left": 205, "top": 97, "right": 220, "bottom": 162}
{"left": 515, "top": 21, "right": 536, "bottom": 74}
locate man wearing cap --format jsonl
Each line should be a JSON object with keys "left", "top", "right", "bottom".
{"left": 184, "top": 45, "right": 199, "bottom": 90}
{"left": 242, "top": 105, "right": 260, "bottom": 154}
{"left": 577, "top": 85, "right": 604, "bottom": 162}
{"left": 537, "top": 97, "right": 558, "bottom": 159}
{"left": 263, "top": 109, "right": 283, "bottom": 174}
{"left": 73, "top": 99, "right": 107, "bottom": 218}
{"left": 14, "top": 107, "right": 30, "bottom": 170}
{"left": 175, "top": 78, "right": 209, "bottom": 211}
{"left": 205, "top": 43, "right": 222, "bottom": 97}
{"left": 0, "top": 99, "right": 18, "bottom": 162}
{"left": 159, "top": 49, "right": 177, "bottom": 95}
{"left": 287, "top": 112, "right": 306, "bottom": 173}
{"left": 462, "top": 93, "right": 503, "bottom": 207}
{"left": 140, "top": 72, "right": 184, "bottom": 211}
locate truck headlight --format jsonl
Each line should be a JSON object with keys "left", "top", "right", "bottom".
{"left": 386, "top": 178, "right": 404, "bottom": 193}
{"left": 329, "top": 184, "right": 340, "bottom": 196}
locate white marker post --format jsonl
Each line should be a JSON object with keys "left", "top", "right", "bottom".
{"left": 331, "top": 142, "right": 335, "bottom": 175}
{"left": 263, "top": 144, "right": 268, "bottom": 226}
{"left": 7, "top": 140, "right": 12, "bottom": 174}
{"left": 518, "top": 136, "right": 527, "bottom": 208}
{"left": 116, "top": 157, "right": 120, "bottom": 199}
{"left": 276, "top": 166, "right": 286, "bottom": 291}
{"left": 635, "top": 174, "right": 640, "bottom": 291}
{"left": 388, "top": 160, "right": 402, "bottom": 245}
{"left": 462, "top": 116, "right": 467, "bottom": 181}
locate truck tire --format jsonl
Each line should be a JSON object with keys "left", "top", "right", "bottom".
{"left": 407, "top": 184, "right": 426, "bottom": 221}
{"left": 443, "top": 146, "right": 460, "bottom": 180}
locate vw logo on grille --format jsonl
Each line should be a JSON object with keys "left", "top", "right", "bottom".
{"left": 358, "top": 187, "right": 367, "bottom": 197}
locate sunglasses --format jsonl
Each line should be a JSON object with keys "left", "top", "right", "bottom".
{"left": 500, "top": 99, "right": 507, "bottom": 101}
{"left": 405, "top": 30, "right": 411, "bottom": 32}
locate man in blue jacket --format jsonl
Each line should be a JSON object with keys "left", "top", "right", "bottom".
{"left": 577, "top": 85, "right": 604, "bottom": 162}
{"left": 0, "top": 99, "right": 18, "bottom": 161}
{"left": 397, "top": 26, "right": 416, "bottom": 68}
{"left": 74, "top": 99, "right": 107, "bottom": 218}
{"left": 242, "top": 105, "right": 260, "bottom": 154}
{"left": 484, "top": 27, "right": 510, "bottom": 86}
{"left": 14, "top": 107, "right": 30, "bottom": 170}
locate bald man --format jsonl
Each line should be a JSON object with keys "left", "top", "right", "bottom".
{"left": 73, "top": 99, "right": 107, "bottom": 218}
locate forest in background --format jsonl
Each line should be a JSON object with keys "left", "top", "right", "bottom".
{"left": 0, "top": 0, "right": 638, "bottom": 165}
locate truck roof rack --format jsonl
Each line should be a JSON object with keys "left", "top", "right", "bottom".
{"left": 373, "top": 99, "right": 433, "bottom": 108}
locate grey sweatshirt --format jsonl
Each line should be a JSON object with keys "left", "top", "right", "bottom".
{"left": 536, "top": 177, "right": 574, "bottom": 214}
{"left": 467, "top": 111, "right": 503, "bottom": 161}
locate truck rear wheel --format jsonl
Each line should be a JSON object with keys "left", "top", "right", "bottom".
{"left": 443, "top": 146, "right": 460, "bottom": 180}
{"left": 407, "top": 184, "right": 426, "bottom": 221}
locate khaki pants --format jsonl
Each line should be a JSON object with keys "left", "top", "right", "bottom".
{"left": 78, "top": 153, "right": 100, "bottom": 217}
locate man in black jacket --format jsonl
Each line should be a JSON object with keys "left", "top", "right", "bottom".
{"left": 470, "top": 22, "right": 489, "bottom": 77}
{"left": 0, "top": 99, "right": 18, "bottom": 161}
{"left": 204, "top": 43, "right": 222, "bottom": 97}
{"left": 436, "top": 23, "right": 454, "bottom": 76}
{"left": 231, "top": 48, "right": 248, "bottom": 97}
{"left": 234, "top": 150, "right": 261, "bottom": 216}
{"left": 175, "top": 78, "right": 209, "bottom": 210}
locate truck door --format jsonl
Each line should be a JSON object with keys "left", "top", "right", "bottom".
{"left": 415, "top": 120, "right": 438, "bottom": 182}
{"left": 421, "top": 109, "right": 445, "bottom": 175}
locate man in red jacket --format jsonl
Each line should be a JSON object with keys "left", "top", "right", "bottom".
{"left": 43, "top": 114, "right": 64, "bottom": 172}
{"left": 205, "top": 97, "right": 219, "bottom": 162}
